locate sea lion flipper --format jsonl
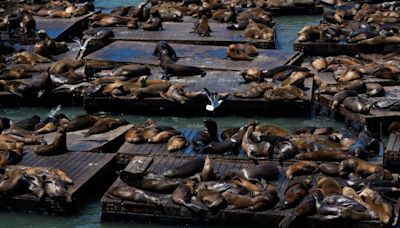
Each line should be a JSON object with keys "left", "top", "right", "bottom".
{"left": 159, "top": 92, "right": 174, "bottom": 102}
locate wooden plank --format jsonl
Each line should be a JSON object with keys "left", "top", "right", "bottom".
{"left": 85, "top": 41, "right": 300, "bottom": 71}
{"left": 0, "top": 151, "right": 115, "bottom": 215}
{"left": 266, "top": 5, "right": 323, "bottom": 15}
{"left": 84, "top": 21, "right": 274, "bottom": 48}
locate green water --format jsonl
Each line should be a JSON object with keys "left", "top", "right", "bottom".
{"left": 0, "top": 1, "right": 339, "bottom": 227}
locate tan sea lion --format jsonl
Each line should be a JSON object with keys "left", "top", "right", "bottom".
{"left": 359, "top": 188, "right": 392, "bottom": 224}
{"left": 311, "top": 57, "right": 328, "bottom": 71}
{"left": 295, "top": 151, "right": 350, "bottom": 161}
{"left": 282, "top": 179, "right": 310, "bottom": 209}
{"left": 316, "top": 176, "right": 342, "bottom": 197}
{"left": 67, "top": 114, "right": 100, "bottom": 132}
{"left": 337, "top": 69, "right": 362, "bottom": 82}
{"left": 338, "top": 158, "right": 384, "bottom": 177}
{"left": 172, "top": 181, "right": 200, "bottom": 211}
{"left": 240, "top": 67, "right": 264, "bottom": 83}
{"left": 264, "top": 86, "right": 307, "bottom": 101}
{"left": 36, "top": 9, "right": 71, "bottom": 18}
{"left": 193, "top": 15, "right": 211, "bottom": 36}
{"left": 197, "top": 184, "right": 225, "bottom": 209}
{"left": 167, "top": 135, "right": 188, "bottom": 152}
{"left": 32, "top": 125, "right": 68, "bottom": 155}
{"left": 200, "top": 155, "right": 216, "bottom": 181}
{"left": 286, "top": 161, "right": 318, "bottom": 179}
{"left": 11, "top": 51, "right": 50, "bottom": 65}
{"left": 108, "top": 186, "right": 160, "bottom": 205}
{"left": 148, "top": 130, "right": 179, "bottom": 143}
{"left": 85, "top": 117, "right": 129, "bottom": 136}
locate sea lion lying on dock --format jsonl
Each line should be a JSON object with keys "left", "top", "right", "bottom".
{"left": 226, "top": 43, "right": 258, "bottom": 61}
{"left": 33, "top": 125, "right": 68, "bottom": 155}
{"left": 159, "top": 50, "right": 206, "bottom": 79}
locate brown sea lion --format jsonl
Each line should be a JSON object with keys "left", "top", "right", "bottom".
{"left": 167, "top": 135, "right": 187, "bottom": 152}
{"left": 153, "top": 41, "right": 178, "bottom": 61}
{"left": 242, "top": 125, "right": 274, "bottom": 159}
{"left": 19, "top": 9, "right": 36, "bottom": 34}
{"left": 172, "top": 181, "right": 201, "bottom": 211}
{"left": 197, "top": 184, "right": 225, "bottom": 209}
{"left": 148, "top": 130, "right": 179, "bottom": 143}
{"left": 337, "top": 69, "right": 362, "bottom": 82}
{"left": 342, "top": 96, "right": 372, "bottom": 114}
{"left": 160, "top": 50, "right": 206, "bottom": 78}
{"left": 193, "top": 15, "right": 211, "bottom": 36}
{"left": 359, "top": 188, "right": 392, "bottom": 224}
{"left": 366, "top": 83, "right": 385, "bottom": 97}
{"left": 233, "top": 82, "right": 273, "bottom": 98}
{"left": 141, "top": 10, "right": 162, "bottom": 31}
{"left": 331, "top": 90, "right": 358, "bottom": 110}
{"left": 264, "top": 86, "right": 307, "bottom": 101}
{"left": 274, "top": 141, "right": 298, "bottom": 161}
{"left": 342, "top": 186, "right": 369, "bottom": 209}
{"left": 221, "top": 128, "right": 239, "bottom": 140}
{"left": 200, "top": 155, "right": 217, "bottom": 181}
{"left": 36, "top": 9, "right": 71, "bottom": 18}
{"left": 280, "top": 71, "right": 312, "bottom": 88}
{"left": 226, "top": 43, "right": 256, "bottom": 61}
{"left": 108, "top": 186, "right": 160, "bottom": 205}
{"left": 43, "top": 176, "right": 72, "bottom": 203}
{"left": 282, "top": 179, "right": 311, "bottom": 209}
{"left": 49, "top": 59, "right": 83, "bottom": 75}
{"left": 0, "top": 168, "right": 27, "bottom": 196}
{"left": 285, "top": 161, "right": 318, "bottom": 179}
{"left": 240, "top": 67, "right": 264, "bottom": 83}
{"left": 160, "top": 84, "right": 188, "bottom": 104}
{"left": 11, "top": 51, "right": 50, "bottom": 65}
{"left": 163, "top": 157, "right": 205, "bottom": 178}
{"left": 33, "top": 125, "right": 68, "bottom": 156}
{"left": 339, "top": 158, "right": 384, "bottom": 177}
{"left": 85, "top": 118, "right": 128, "bottom": 136}
{"left": 311, "top": 57, "right": 328, "bottom": 71}
{"left": 279, "top": 193, "right": 316, "bottom": 228}
{"left": 16, "top": 166, "right": 72, "bottom": 185}
{"left": 295, "top": 151, "right": 350, "bottom": 161}
{"left": 360, "top": 35, "right": 400, "bottom": 45}
{"left": 120, "top": 171, "right": 181, "bottom": 193}
{"left": 316, "top": 176, "right": 342, "bottom": 197}
{"left": 67, "top": 114, "right": 100, "bottom": 132}
{"left": 240, "top": 164, "right": 280, "bottom": 182}
{"left": 318, "top": 163, "right": 339, "bottom": 176}
{"left": 111, "top": 65, "right": 151, "bottom": 78}
{"left": 11, "top": 115, "right": 40, "bottom": 130}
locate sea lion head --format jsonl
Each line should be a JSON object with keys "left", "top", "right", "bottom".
{"left": 37, "top": 30, "right": 48, "bottom": 40}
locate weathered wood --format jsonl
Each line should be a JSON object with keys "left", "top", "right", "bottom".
{"left": 84, "top": 21, "right": 274, "bottom": 49}
{"left": 0, "top": 151, "right": 116, "bottom": 215}
{"left": 266, "top": 5, "right": 324, "bottom": 15}
{"left": 384, "top": 132, "right": 400, "bottom": 172}
{"left": 101, "top": 156, "right": 381, "bottom": 227}
{"left": 85, "top": 41, "right": 301, "bottom": 71}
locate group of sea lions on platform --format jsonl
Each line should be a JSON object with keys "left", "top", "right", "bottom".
{"left": 85, "top": 0, "right": 275, "bottom": 41}
{"left": 108, "top": 150, "right": 400, "bottom": 226}
{"left": 0, "top": 165, "right": 73, "bottom": 203}
{"left": 298, "top": 2, "right": 400, "bottom": 45}
{"left": 311, "top": 53, "right": 400, "bottom": 114}
{"left": 123, "top": 118, "right": 382, "bottom": 163}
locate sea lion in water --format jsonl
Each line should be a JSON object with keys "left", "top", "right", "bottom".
{"left": 193, "top": 15, "right": 211, "bottom": 36}
{"left": 338, "top": 158, "right": 384, "bottom": 177}
{"left": 282, "top": 179, "right": 310, "bottom": 209}
{"left": 108, "top": 186, "right": 161, "bottom": 205}
{"left": 67, "top": 115, "right": 100, "bottom": 132}
{"left": 167, "top": 135, "right": 188, "bottom": 152}
{"left": 285, "top": 161, "right": 318, "bottom": 179}
{"left": 240, "top": 164, "right": 280, "bottom": 182}
{"left": 316, "top": 176, "right": 342, "bottom": 197}
{"left": 85, "top": 118, "right": 128, "bottom": 136}
{"left": 163, "top": 157, "right": 205, "bottom": 178}
{"left": 153, "top": 41, "right": 178, "bottom": 61}
{"left": 318, "top": 163, "right": 339, "bottom": 176}
{"left": 342, "top": 96, "right": 372, "bottom": 114}
{"left": 359, "top": 188, "right": 392, "bottom": 224}
{"left": 172, "top": 181, "right": 201, "bottom": 211}
{"left": 33, "top": 125, "right": 68, "bottom": 156}
{"left": 159, "top": 50, "right": 206, "bottom": 79}
{"left": 295, "top": 151, "right": 350, "bottom": 161}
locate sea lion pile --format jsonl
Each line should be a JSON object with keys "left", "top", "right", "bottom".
{"left": 109, "top": 152, "right": 400, "bottom": 226}
{"left": 0, "top": 165, "right": 73, "bottom": 202}
{"left": 124, "top": 118, "right": 382, "bottom": 163}
{"left": 311, "top": 53, "right": 400, "bottom": 114}
{"left": 234, "top": 65, "right": 312, "bottom": 100}
{"left": 298, "top": 2, "right": 400, "bottom": 45}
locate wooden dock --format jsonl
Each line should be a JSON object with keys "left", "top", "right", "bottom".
{"left": 25, "top": 124, "right": 133, "bottom": 153}
{"left": 267, "top": 5, "right": 323, "bottom": 15}
{"left": 384, "top": 132, "right": 400, "bottom": 172}
{"left": 84, "top": 21, "right": 275, "bottom": 49}
{"left": 0, "top": 151, "right": 116, "bottom": 215}
{"left": 83, "top": 68, "right": 313, "bottom": 116}
{"left": 101, "top": 156, "right": 380, "bottom": 227}
{"left": 85, "top": 41, "right": 302, "bottom": 71}
{"left": 293, "top": 40, "right": 400, "bottom": 56}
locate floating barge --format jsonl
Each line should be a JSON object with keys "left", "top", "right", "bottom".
{"left": 0, "top": 151, "right": 116, "bottom": 215}
{"left": 84, "top": 21, "right": 275, "bottom": 49}
{"left": 101, "top": 156, "right": 380, "bottom": 227}
{"left": 85, "top": 41, "right": 302, "bottom": 71}
{"left": 293, "top": 40, "right": 400, "bottom": 56}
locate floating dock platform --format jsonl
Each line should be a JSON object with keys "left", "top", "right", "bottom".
{"left": 293, "top": 40, "right": 400, "bottom": 56}
{"left": 384, "top": 131, "right": 400, "bottom": 172}
{"left": 267, "top": 5, "right": 323, "bottom": 15}
{"left": 101, "top": 156, "right": 380, "bottom": 227}
{"left": 85, "top": 41, "right": 302, "bottom": 71}
{"left": 0, "top": 151, "right": 116, "bottom": 215}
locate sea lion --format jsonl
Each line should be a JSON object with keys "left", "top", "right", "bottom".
{"left": 167, "top": 135, "right": 188, "bottom": 152}
{"left": 12, "top": 51, "right": 50, "bottom": 64}
{"left": 67, "top": 114, "right": 100, "bottom": 132}
{"left": 280, "top": 71, "right": 311, "bottom": 88}
{"left": 311, "top": 57, "right": 328, "bottom": 71}
{"left": 192, "top": 118, "right": 218, "bottom": 149}
{"left": 240, "top": 67, "right": 264, "bottom": 83}
{"left": 33, "top": 125, "right": 68, "bottom": 156}
{"left": 108, "top": 186, "right": 160, "bottom": 205}
{"left": 193, "top": 15, "right": 211, "bottom": 36}
{"left": 366, "top": 83, "right": 385, "bottom": 97}
{"left": 200, "top": 155, "right": 217, "bottom": 181}
{"left": 16, "top": 166, "right": 72, "bottom": 185}
{"left": 197, "top": 184, "right": 226, "bottom": 209}
{"left": 163, "top": 157, "right": 205, "bottom": 178}
{"left": 253, "top": 124, "right": 290, "bottom": 138}
{"left": 240, "top": 164, "right": 280, "bottom": 182}
{"left": 233, "top": 82, "right": 273, "bottom": 98}
{"left": 18, "top": 9, "right": 36, "bottom": 34}
{"left": 285, "top": 161, "right": 318, "bottom": 180}
{"left": 264, "top": 86, "right": 307, "bottom": 101}
{"left": 318, "top": 163, "right": 339, "bottom": 176}
{"left": 160, "top": 50, "right": 206, "bottom": 79}
{"left": 331, "top": 90, "right": 358, "bottom": 110}
{"left": 148, "top": 130, "right": 179, "bottom": 143}
{"left": 0, "top": 80, "right": 30, "bottom": 97}
{"left": 337, "top": 69, "right": 362, "bottom": 82}
{"left": 282, "top": 179, "right": 311, "bottom": 209}
{"left": 279, "top": 193, "right": 316, "bottom": 228}
{"left": 295, "top": 151, "right": 350, "bottom": 161}
{"left": 25, "top": 173, "right": 45, "bottom": 199}
{"left": 120, "top": 171, "right": 181, "bottom": 193}
{"left": 221, "top": 128, "right": 239, "bottom": 140}
{"left": 316, "top": 176, "right": 342, "bottom": 197}
{"left": 338, "top": 158, "right": 384, "bottom": 177}
{"left": 274, "top": 141, "right": 298, "bottom": 161}
{"left": 202, "top": 140, "right": 236, "bottom": 155}
{"left": 36, "top": 9, "right": 71, "bottom": 18}
{"left": 153, "top": 41, "right": 178, "bottom": 61}
{"left": 141, "top": 10, "right": 162, "bottom": 31}
{"left": 226, "top": 43, "right": 257, "bottom": 61}
{"left": 43, "top": 176, "right": 72, "bottom": 203}
{"left": 49, "top": 59, "right": 84, "bottom": 75}
{"left": 242, "top": 125, "right": 274, "bottom": 159}
{"left": 160, "top": 84, "right": 189, "bottom": 104}
{"left": 172, "top": 181, "right": 201, "bottom": 211}
{"left": 342, "top": 186, "right": 369, "bottom": 208}
{"left": 359, "top": 188, "right": 392, "bottom": 224}
{"left": 0, "top": 168, "right": 28, "bottom": 196}
{"left": 11, "top": 115, "right": 40, "bottom": 131}
{"left": 85, "top": 117, "right": 128, "bottom": 136}
{"left": 110, "top": 65, "right": 151, "bottom": 78}
{"left": 342, "top": 96, "right": 372, "bottom": 114}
